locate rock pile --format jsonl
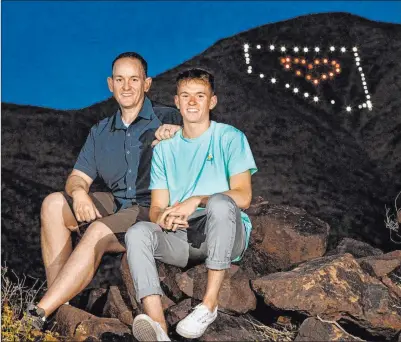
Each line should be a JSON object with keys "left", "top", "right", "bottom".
{"left": 51, "top": 201, "right": 401, "bottom": 341}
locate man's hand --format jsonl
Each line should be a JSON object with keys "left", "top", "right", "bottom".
{"left": 71, "top": 189, "right": 102, "bottom": 223}
{"left": 159, "top": 197, "right": 201, "bottom": 231}
{"left": 156, "top": 202, "right": 187, "bottom": 230}
{"left": 152, "top": 124, "right": 181, "bottom": 147}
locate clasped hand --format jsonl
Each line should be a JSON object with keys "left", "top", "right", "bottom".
{"left": 157, "top": 197, "right": 200, "bottom": 231}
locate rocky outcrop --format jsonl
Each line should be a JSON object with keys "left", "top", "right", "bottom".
{"left": 102, "top": 286, "right": 133, "bottom": 326}
{"left": 50, "top": 213, "right": 401, "bottom": 342}
{"left": 295, "top": 317, "right": 364, "bottom": 341}
{"left": 175, "top": 264, "right": 256, "bottom": 314}
{"left": 54, "top": 305, "right": 131, "bottom": 341}
{"left": 358, "top": 250, "right": 401, "bottom": 278}
{"left": 248, "top": 204, "right": 330, "bottom": 272}
{"left": 252, "top": 253, "right": 401, "bottom": 340}
{"left": 195, "top": 313, "right": 263, "bottom": 342}
{"left": 46, "top": 200, "right": 401, "bottom": 341}
{"left": 74, "top": 318, "right": 131, "bottom": 342}
{"left": 326, "top": 237, "right": 383, "bottom": 258}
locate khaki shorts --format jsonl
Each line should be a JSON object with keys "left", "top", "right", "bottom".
{"left": 62, "top": 191, "right": 150, "bottom": 247}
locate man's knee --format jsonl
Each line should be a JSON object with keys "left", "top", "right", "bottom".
{"left": 41, "top": 192, "right": 77, "bottom": 230}
{"left": 80, "top": 221, "right": 114, "bottom": 246}
{"left": 41, "top": 192, "right": 66, "bottom": 218}
{"left": 206, "top": 193, "right": 237, "bottom": 216}
{"left": 125, "top": 222, "right": 154, "bottom": 249}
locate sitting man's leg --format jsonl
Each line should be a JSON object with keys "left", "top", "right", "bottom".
{"left": 37, "top": 221, "right": 126, "bottom": 316}
{"left": 29, "top": 192, "right": 139, "bottom": 329}
{"left": 125, "top": 221, "right": 190, "bottom": 341}
{"left": 125, "top": 193, "right": 245, "bottom": 341}
{"left": 176, "top": 193, "right": 245, "bottom": 339}
{"left": 40, "top": 192, "right": 81, "bottom": 288}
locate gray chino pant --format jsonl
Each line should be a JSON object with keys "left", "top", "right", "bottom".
{"left": 125, "top": 193, "right": 246, "bottom": 301}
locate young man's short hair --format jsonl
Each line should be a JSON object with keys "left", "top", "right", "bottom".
{"left": 112, "top": 52, "right": 148, "bottom": 77}
{"left": 176, "top": 68, "right": 215, "bottom": 92}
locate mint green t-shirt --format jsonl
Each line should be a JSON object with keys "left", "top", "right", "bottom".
{"left": 149, "top": 121, "right": 258, "bottom": 253}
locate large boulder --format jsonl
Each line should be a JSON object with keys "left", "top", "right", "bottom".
{"left": 54, "top": 304, "right": 95, "bottom": 337}
{"left": 156, "top": 261, "right": 184, "bottom": 303}
{"left": 358, "top": 250, "right": 401, "bottom": 278}
{"left": 192, "top": 313, "right": 263, "bottom": 341}
{"left": 295, "top": 317, "right": 364, "bottom": 341}
{"left": 176, "top": 264, "right": 256, "bottom": 314}
{"left": 119, "top": 254, "right": 143, "bottom": 316}
{"left": 326, "top": 238, "right": 383, "bottom": 258}
{"left": 247, "top": 203, "right": 330, "bottom": 272}
{"left": 238, "top": 228, "right": 273, "bottom": 279}
{"left": 252, "top": 253, "right": 401, "bottom": 340}
{"left": 74, "top": 318, "right": 131, "bottom": 341}
{"left": 53, "top": 305, "right": 131, "bottom": 341}
{"left": 102, "top": 286, "right": 133, "bottom": 326}
{"left": 165, "top": 299, "right": 193, "bottom": 327}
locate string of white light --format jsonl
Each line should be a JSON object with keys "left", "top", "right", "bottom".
{"left": 243, "top": 43, "right": 373, "bottom": 112}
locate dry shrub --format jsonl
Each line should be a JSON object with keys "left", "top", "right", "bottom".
{"left": 385, "top": 191, "right": 401, "bottom": 243}
{"left": 245, "top": 315, "right": 298, "bottom": 342}
{"left": 1, "top": 266, "right": 60, "bottom": 341}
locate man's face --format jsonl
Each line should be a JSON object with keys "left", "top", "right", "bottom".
{"left": 107, "top": 57, "right": 152, "bottom": 110}
{"left": 174, "top": 79, "right": 217, "bottom": 124}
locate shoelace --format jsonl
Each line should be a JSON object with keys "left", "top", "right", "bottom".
{"left": 188, "top": 305, "right": 212, "bottom": 322}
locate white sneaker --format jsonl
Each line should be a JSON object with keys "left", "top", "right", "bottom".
{"left": 176, "top": 303, "right": 218, "bottom": 339}
{"left": 132, "top": 314, "right": 171, "bottom": 341}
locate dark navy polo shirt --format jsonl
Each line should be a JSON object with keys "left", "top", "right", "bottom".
{"left": 74, "top": 97, "right": 181, "bottom": 210}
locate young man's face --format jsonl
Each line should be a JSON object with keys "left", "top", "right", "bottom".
{"left": 174, "top": 79, "right": 217, "bottom": 124}
{"left": 107, "top": 57, "right": 152, "bottom": 110}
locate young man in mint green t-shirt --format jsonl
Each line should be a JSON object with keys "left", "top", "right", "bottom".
{"left": 125, "top": 68, "right": 257, "bottom": 341}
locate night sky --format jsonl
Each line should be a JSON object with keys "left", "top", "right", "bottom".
{"left": 3, "top": 1, "right": 400, "bottom": 109}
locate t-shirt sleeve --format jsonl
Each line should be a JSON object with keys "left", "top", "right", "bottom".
{"left": 149, "top": 144, "right": 168, "bottom": 189}
{"left": 226, "top": 130, "right": 258, "bottom": 177}
{"left": 73, "top": 127, "right": 98, "bottom": 180}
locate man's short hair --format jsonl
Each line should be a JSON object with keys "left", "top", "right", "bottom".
{"left": 112, "top": 52, "right": 148, "bottom": 77}
{"left": 176, "top": 68, "right": 215, "bottom": 92}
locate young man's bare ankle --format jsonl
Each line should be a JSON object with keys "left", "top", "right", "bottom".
{"left": 161, "top": 322, "right": 168, "bottom": 333}
{"left": 202, "top": 299, "right": 218, "bottom": 312}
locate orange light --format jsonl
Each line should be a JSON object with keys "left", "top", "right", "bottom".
{"left": 313, "top": 79, "right": 319, "bottom": 85}
{"left": 322, "top": 74, "right": 327, "bottom": 79}
{"left": 308, "top": 64, "right": 313, "bottom": 70}
{"left": 301, "top": 59, "right": 306, "bottom": 64}
{"left": 336, "top": 68, "right": 341, "bottom": 73}
{"left": 331, "top": 60, "right": 337, "bottom": 65}
{"left": 294, "top": 58, "right": 299, "bottom": 63}
{"left": 323, "top": 58, "right": 328, "bottom": 64}
{"left": 314, "top": 59, "right": 320, "bottom": 64}
{"left": 296, "top": 70, "right": 302, "bottom": 76}
{"left": 336, "top": 64, "right": 340, "bottom": 68}
{"left": 306, "top": 75, "right": 312, "bottom": 80}
{"left": 281, "top": 58, "right": 286, "bottom": 63}
{"left": 285, "top": 64, "right": 290, "bottom": 69}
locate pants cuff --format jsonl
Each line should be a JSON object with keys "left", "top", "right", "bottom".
{"left": 205, "top": 259, "right": 231, "bottom": 270}
{"left": 136, "top": 286, "right": 164, "bottom": 302}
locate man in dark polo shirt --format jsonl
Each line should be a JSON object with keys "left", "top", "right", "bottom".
{"left": 25, "top": 52, "right": 181, "bottom": 328}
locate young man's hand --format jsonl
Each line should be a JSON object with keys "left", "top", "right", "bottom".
{"left": 158, "top": 197, "right": 201, "bottom": 231}
{"left": 152, "top": 124, "right": 181, "bottom": 147}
